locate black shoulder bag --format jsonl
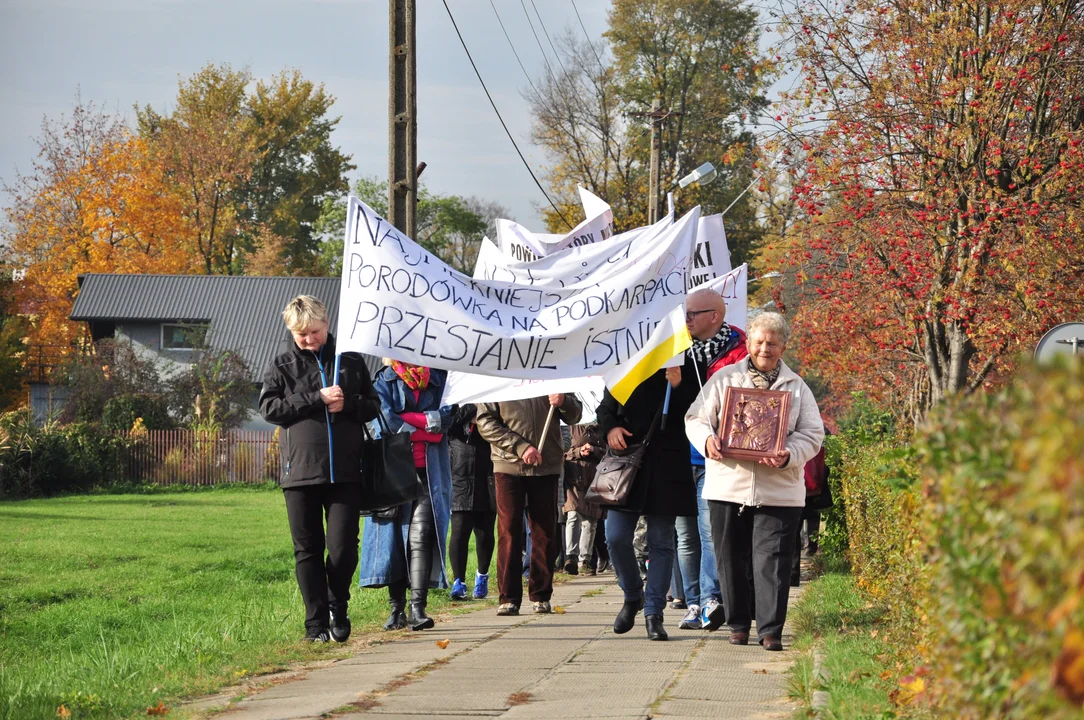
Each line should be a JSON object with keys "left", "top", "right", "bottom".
{"left": 585, "top": 400, "right": 664, "bottom": 506}
{"left": 359, "top": 413, "right": 423, "bottom": 515}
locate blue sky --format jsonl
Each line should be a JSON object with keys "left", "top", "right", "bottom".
{"left": 0, "top": 0, "right": 614, "bottom": 229}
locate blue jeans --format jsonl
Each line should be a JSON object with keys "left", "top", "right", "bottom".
{"left": 694, "top": 466, "right": 721, "bottom": 603}
{"left": 675, "top": 514, "right": 701, "bottom": 607}
{"left": 606, "top": 509, "right": 676, "bottom": 617}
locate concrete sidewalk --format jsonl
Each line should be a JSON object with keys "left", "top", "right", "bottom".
{"left": 196, "top": 575, "right": 799, "bottom": 719}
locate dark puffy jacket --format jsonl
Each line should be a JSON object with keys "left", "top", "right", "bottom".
{"left": 259, "top": 334, "right": 380, "bottom": 488}
{"left": 448, "top": 404, "right": 496, "bottom": 513}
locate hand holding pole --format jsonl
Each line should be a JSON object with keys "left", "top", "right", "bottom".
{"left": 537, "top": 405, "right": 557, "bottom": 461}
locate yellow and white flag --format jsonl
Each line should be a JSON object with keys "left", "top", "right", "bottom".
{"left": 602, "top": 305, "right": 692, "bottom": 404}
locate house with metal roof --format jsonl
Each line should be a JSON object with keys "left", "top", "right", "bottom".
{"left": 68, "top": 273, "right": 376, "bottom": 429}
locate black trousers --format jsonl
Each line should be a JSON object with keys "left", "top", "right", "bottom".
{"left": 449, "top": 510, "right": 497, "bottom": 580}
{"left": 709, "top": 500, "right": 801, "bottom": 640}
{"left": 283, "top": 482, "right": 362, "bottom": 632}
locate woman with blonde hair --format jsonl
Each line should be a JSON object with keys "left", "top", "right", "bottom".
{"left": 260, "top": 295, "right": 380, "bottom": 643}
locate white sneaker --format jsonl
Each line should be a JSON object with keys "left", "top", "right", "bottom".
{"left": 679, "top": 604, "right": 701, "bottom": 629}
{"left": 701, "top": 598, "right": 725, "bottom": 631}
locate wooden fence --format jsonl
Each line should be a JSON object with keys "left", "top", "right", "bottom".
{"left": 122, "top": 429, "right": 280, "bottom": 485}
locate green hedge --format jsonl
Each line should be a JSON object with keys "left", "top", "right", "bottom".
{"left": 834, "top": 360, "right": 1084, "bottom": 717}
{"left": 0, "top": 411, "right": 129, "bottom": 498}
{"left": 917, "top": 359, "right": 1084, "bottom": 717}
{"left": 835, "top": 438, "right": 925, "bottom": 656}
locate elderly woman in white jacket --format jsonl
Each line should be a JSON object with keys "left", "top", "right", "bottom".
{"left": 685, "top": 312, "right": 823, "bottom": 651}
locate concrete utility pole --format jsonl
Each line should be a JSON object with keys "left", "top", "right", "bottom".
{"left": 629, "top": 98, "right": 680, "bottom": 224}
{"left": 389, "top": 0, "right": 417, "bottom": 238}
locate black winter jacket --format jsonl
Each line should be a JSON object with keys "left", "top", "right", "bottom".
{"left": 259, "top": 334, "right": 380, "bottom": 488}
{"left": 596, "top": 358, "right": 699, "bottom": 516}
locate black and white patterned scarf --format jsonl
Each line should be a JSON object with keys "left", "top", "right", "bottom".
{"left": 747, "top": 357, "right": 781, "bottom": 389}
{"left": 690, "top": 323, "right": 733, "bottom": 365}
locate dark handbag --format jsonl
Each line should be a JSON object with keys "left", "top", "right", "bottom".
{"left": 359, "top": 413, "right": 422, "bottom": 515}
{"left": 585, "top": 401, "right": 664, "bottom": 506}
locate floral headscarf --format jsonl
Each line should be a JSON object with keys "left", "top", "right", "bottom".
{"left": 391, "top": 361, "right": 430, "bottom": 390}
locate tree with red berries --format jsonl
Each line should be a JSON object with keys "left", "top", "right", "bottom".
{"left": 769, "top": 0, "right": 1084, "bottom": 422}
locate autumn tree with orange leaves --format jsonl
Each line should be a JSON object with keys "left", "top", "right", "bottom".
{"left": 137, "top": 65, "right": 256, "bottom": 276}
{"left": 4, "top": 66, "right": 353, "bottom": 359}
{"left": 2, "top": 100, "right": 195, "bottom": 350}
{"left": 137, "top": 65, "right": 353, "bottom": 275}
{"left": 768, "top": 0, "right": 1084, "bottom": 423}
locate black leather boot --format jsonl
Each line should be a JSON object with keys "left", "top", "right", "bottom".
{"left": 409, "top": 602, "right": 435, "bottom": 631}
{"left": 645, "top": 614, "right": 668, "bottom": 641}
{"left": 613, "top": 593, "right": 645, "bottom": 634}
{"left": 383, "top": 602, "right": 407, "bottom": 631}
{"left": 329, "top": 602, "right": 351, "bottom": 642}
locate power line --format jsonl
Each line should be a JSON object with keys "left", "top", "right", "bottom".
{"left": 570, "top": 0, "right": 606, "bottom": 71}
{"left": 530, "top": 0, "right": 568, "bottom": 76}
{"left": 489, "top": 0, "right": 540, "bottom": 96}
{"left": 440, "top": 0, "right": 573, "bottom": 229}
{"left": 519, "top": 0, "right": 555, "bottom": 79}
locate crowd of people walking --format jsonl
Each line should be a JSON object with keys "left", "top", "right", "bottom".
{"left": 261, "top": 293, "right": 826, "bottom": 650}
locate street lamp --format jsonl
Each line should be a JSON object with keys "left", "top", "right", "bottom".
{"left": 667, "top": 162, "right": 719, "bottom": 216}
{"left": 676, "top": 162, "right": 718, "bottom": 189}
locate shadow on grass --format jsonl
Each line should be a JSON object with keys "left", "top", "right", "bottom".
{"left": 791, "top": 571, "right": 886, "bottom": 638}
{"left": 0, "top": 510, "right": 110, "bottom": 521}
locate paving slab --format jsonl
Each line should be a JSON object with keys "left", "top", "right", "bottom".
{"left": 197, "top": 575, "right": 800, "bottom": 719}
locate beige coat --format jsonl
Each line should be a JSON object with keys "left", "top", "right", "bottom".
{"left": 684, "top": 358, "right": 823, "bottom": 508}
{"left": 475, "top": 396, "right": 583, "bottom": 476}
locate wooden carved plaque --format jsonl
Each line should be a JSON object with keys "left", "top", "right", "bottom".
{"left": 717, "top": 386, "right": 791, "bottom": 461}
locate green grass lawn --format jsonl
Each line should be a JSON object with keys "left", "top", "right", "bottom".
{"left": 0, "top": 485, "right": 494, "bottom": 720}
{"left": 787, "top": 567, "right": 900, "bottom": 719}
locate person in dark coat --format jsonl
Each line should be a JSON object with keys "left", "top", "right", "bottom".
{"left": 259, "top": 295, "right": 380, "bottom": 643}
{"left": 562, "top": 422, "right": 605, "bottom": 575}
{"left": 596, "top": 359, "right": 699, "bottom": 640}
{"left": 447, "top": 403, "right": 497, "bottom": 600}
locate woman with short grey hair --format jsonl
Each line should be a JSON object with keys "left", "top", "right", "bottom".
{"left": 747, "top": 311, "right": 791, "bottom": 344}
{"left": 684, "top": 311, "right": 823, "bottom": 651}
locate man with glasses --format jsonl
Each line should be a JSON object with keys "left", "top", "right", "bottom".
{"left": 676, "top": 289, "right": 749, "bottom": 631}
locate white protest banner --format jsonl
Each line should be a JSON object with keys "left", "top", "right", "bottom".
{"left": 494, "top": 219, "right": 550, "bottom": 262}
{"left": 445, "top": 267, "right": 747, "bottom": 407}
{"left": 495, "top": 188, "right": 616, "bottom": 261}
{"left": 688, "top": 214, "right": 732, "bottom": 290}
{"left": 578, "top": 186, "right": 613, "bottom": 230}
{"left": 441, "top": 372, "right": 605, "bottom": 407}
{"left": 699, "top": 262, "right": 747, "bottom": 331}
{"left": 473, "top": 213, "right": 669, "bottom": 286}
{"left": 337, "top": 197, "right": 700, "bottom": 380}
{"left": 446, "top": 213, "right": 676, "bottom": 405}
